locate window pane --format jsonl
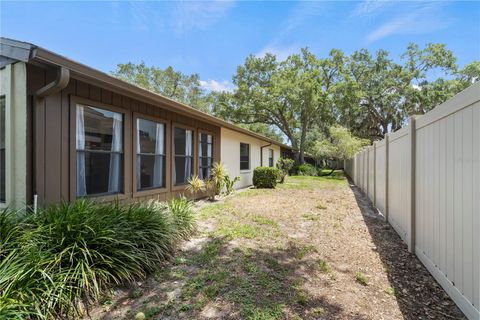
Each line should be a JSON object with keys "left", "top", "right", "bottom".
{"left": 0, "top": 96, "right": 5, "bottom": 202}
{"left": 138, "top": 154, "right": 165, "bottom": 190}
{"left": 138, "top": 119, "right": 164, "bottom": 155}
{"left": 174, "top": 156, "right": 192, "bottom": 185}
{"left": 81, "top": 105, "right": 123, "bottom": 152}
{"left": 80, "top": 151, "right": 123, "bottom": 196}
{"left": 76, "top": 104, "right": 123, "bottom": 197}
{"left": 174, "top": 128, "right": 186, "bottom": 155}
{"left": 240, "top": 143, "right": 250, "bottom": 170}
{"left": 240, "top": 143, "right": 249, "bottom": 157}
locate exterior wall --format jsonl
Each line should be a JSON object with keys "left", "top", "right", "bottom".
{"left": 27, "top": 64, "right": 221, "bottom": 205}
{"left": 345, "top": 82, "right": 480, "bottom": 320}
{"left": 0, "top": 62, "right": 28, "bottom": 208}
{"left": 220, "top": 127, "right": 280, "bottom": 189}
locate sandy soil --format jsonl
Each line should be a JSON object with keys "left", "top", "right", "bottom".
{"left": 86, "top": 174, "right": 466, "bottom": 320}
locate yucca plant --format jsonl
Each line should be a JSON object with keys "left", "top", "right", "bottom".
{"left": 205, "top": 162, "right": 228, "bottom": 201}
{"left": 224, "top": 175, "right": 241, "bottom": 195}
{"left": 186, "top": 175, "right": 205, "bottom": 201}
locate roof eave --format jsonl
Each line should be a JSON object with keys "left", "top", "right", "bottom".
{"left": 30, "top": 46, "right": 293, "bottom": 150}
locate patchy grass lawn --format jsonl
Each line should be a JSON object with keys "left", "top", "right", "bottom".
{"left": 88, "top": 173, "right": 465, "bottom": 320}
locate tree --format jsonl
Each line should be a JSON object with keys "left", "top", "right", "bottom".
{"left": 311, "top": 126, "right": 368, "bottom": 174}
{"left": 112, "top": 62, "right": 215, "bottom": 113}
{"left": 216, "top": 48, "right": 342, "bottom": 163}
{"left": 237, "top": 123, "right": 284, "bottom": 142}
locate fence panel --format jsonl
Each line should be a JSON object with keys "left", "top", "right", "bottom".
{"left": 414, "top": 88, "right": 480, "bottom": 319}
{"left": 345, "top": 83, "right": 480, "bottom": 319}
{"left": 387, "top": 127, "right": 410, "bottom": 243}
{"left": 368, "top": 147, "right": 375, "bottom": 201}
{"left": 375, "top": 141, "right": 386, "bottom": 214}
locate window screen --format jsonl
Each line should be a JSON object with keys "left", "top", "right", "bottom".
{"left": 136, "top": 118, "right": 166, "bottom": 190}
{"left": 174, "top": 127, "right": 194, "bottom": 185}
{"left": 199, "top": 133, "right": 213, "bottom": 179}
{"left": 240, "top": 143, "right": 250, "bottom": 170}
{"left": 76, "top": 104, "right": 123, "bottom": 197}
{"left": 268, "top": 149, "right": 274, "bottom": 167}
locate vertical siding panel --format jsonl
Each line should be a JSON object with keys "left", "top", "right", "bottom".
{"left": 76, "top": 81, "right": 89, "bottom": 98}
{"left": 420, "top": 129, "right": 425, "bottom": 253}
{"left": 462, "top": 107, "right": 473, "bottom": 301}
{"left": 112, "top": 92, "right": 122, "bottom": 107}
{"left": 61, "top": 81, "right": 75, "bottom": 201}
{"left": 454, "top": 112, "right": 463, "bottom": 290}
{"left": 446, "top": 117, "right": 455, "bottom": 279}
{"left": 473, "top": 104, "right": 480, "bottom": 309}
{"left": 439, "top": 119, "right": 446, "bottom": 273}
{"left": 429, "top": 124, "right": 435, "bottom": 260}
{"left": 89, "top": 85, "right": 101, "bottom": 102}
{"left": 434, "top": 121, "right": 440, "bottom": 266}
{"left": 101, "top": 88, "right": 112, "bottom": 105}
{"left": 417, "top": 130, "right": 423, "bottom": 252}
{"left": 44, "top": 93, "right": 62, "bottom": 203}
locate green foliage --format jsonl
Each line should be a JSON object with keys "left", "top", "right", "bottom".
{"left": 203, "top": 162, "right": 228, "bottom": 201}
{"left": 186, "top": 175, "right": 205, "bottom": 201}
{"left": 0, "top": 198, "right": 195, "bottom": 318}
{"left": 311, "top": 126, "right": 369, "bottom": 163}
{"left": 224, "top": 175, "right": 241, "bottom": 195}
{"left": 355, "top": 272, "right": 368, "bottom": 286}
{"left": 253, "top": 167, "right": 279, "bottom": 188}
{"left": 237, "top": 123, "right": 284, "bottom": 143}
{"left": 215, "top": 48, "right": 341, "bottom": 163}
{"left": 111, "top": 62, "right": 216, "bottom": 113}
{"left": 276, "top": 158, "right": 294, "bottom": 183}
{"left": 292, "top": 163, "right": 317, "bottom": 176}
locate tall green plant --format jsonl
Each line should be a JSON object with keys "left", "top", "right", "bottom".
{"left": 276, "top": 158, "right": 294, "bottom": 183}
{"left": 0, "top": 198, "right": 195, "bottom": 319}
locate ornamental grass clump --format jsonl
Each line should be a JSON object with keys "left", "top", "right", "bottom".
{"left": 0, "top": 198, "right": 195, "bottom": 319}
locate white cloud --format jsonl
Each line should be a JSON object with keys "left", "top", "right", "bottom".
{"left": 365, "top": 2, "right": 451, "bottom": 43}
{"left": 256, "top": 44, "right": 301, "bottom": 61}
{"left": 200, "top": 79, "right": 234, "bottom": 92}
{"left": 351, "top": 0, "right": 392, "bottom": 17}
{"left": 173, "top": 0, "right": 235, "bottom": 35}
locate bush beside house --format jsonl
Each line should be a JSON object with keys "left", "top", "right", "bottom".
{"left": 253, "top": 167, "right": 280, "bottom": 188}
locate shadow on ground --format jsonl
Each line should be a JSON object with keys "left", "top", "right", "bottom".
{"left": 95, "top": 237, "right": 371, "bottom": 319}
{"left": 346, "top": 177, "right": 466, "bottom": 320}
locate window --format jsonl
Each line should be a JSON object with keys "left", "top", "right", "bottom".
{"left": 0, "top": 96, "right": 5, "bottom": 202}
{"left": 240, "top": 143, "right": 250, "bottom": 170}
{"left": 199, "top": 133, "right": 213, "bottom": 179}
{"left": 268, "top": 149, "right": 274, "bottom": 167}
{"left": 173, "top": 127, "right": 194, "bottom": 185}
{"left": 136, "top": 118, "right": 166, "bottom": 191}
{"left": 76, "top": 104, "right": 123, "bottom": 197}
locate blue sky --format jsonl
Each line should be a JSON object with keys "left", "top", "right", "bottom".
{"left": 1, "top": 1, "right": 479, "bottom": 92}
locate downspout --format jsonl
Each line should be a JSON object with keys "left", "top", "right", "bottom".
{"left": 33, "top": 66, "right": 70, "bottom": 207}
{"left": 35, "top": 67, "right": 70, "bottom": 97}
{"left": 260, "top": 142, "right": 272, "bottom": 166}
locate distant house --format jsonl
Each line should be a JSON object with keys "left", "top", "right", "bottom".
{"left": 0, "top": 37, "right": 292, "bottom": 208}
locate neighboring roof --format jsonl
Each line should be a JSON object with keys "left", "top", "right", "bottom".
{"left": 0, "top": 37, "right": 292, "bottom": 150}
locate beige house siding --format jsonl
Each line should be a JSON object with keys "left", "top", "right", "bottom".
{"left": 220, "top": 127, "right": 281, "bottom": 189}
{"left": 0, "top": 62, "right": 28, "bottom": 208}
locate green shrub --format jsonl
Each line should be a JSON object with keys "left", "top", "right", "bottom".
{"left": 253, "top": 167, "right": 279, "bottom": 188}
{"left": 0, "top": 198, "right": 195, "bottom": 319}
{"left": 276, "top": 158, "right": 294, "bottom": 183}
{"left": 292, "top": 163, "right": 317, "bottom": 176}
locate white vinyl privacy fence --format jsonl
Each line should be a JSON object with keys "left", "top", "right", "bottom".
{"left": 344, "top": 82, "right": 480, "bottom": 320}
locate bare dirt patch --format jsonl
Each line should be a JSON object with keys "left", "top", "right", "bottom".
{"left": 87, "top": 173, "right": 465, "bottom": 320}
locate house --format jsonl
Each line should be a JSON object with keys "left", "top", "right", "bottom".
{"left": 0, "top": 37, "right": 291, "bottom": 208}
